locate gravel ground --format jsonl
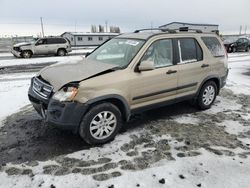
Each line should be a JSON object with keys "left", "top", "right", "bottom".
{"left": 0, "top": 88, "right": 249, "bottom": 182}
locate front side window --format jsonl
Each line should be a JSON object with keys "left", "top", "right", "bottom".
{"left": 141, "top": 39, "right": 173, "bottom": 68}
{"left": 36, "top": 39, "right": 47, "bottom": 45}
{"left": 87, "top": 38, "right": 145, "bottom": 68}
{"left": 178, "top": 38, "right": 203, "bottom": 63}
{"left": 201, "top": 37, "right": 224, "bottom": 57}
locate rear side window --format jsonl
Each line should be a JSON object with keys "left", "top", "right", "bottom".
{"left": 178, "top": 38, "right": 203, "bottom": 63}
{"left": 201, "top": 37, "right": 225, "bottom": 57}
{"left": 47, "top": 38, "right": 66, "bottom": 44}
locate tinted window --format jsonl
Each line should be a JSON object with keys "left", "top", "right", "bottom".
{"left": 36, "top": 39, "right": 47, "bottom": 45}
{"left": 47, "top": 38, "right": 66, "bottom": 44}
{"left": 201, "top": 37, "right": 225, "bottom": 57}
{"left": 178, "top": 38, "right": 203, "bottom": 63}
{"left": 56, "top": 38, "right": 66, "bottom": 43}
{"left": 141, "top": 39, "right": 173, "bottom": 68}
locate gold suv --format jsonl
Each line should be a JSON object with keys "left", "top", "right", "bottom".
{"left": 28, "top": 28, "right": 228, "bottom": 145}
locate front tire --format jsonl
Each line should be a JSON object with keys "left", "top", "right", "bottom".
{"left": 79, "top": 103, "right": 122, "bottom": 145}
{"left": 21, "top": 50, "right": 32, "bottom": 58}
{"left": 197, "top": 81, "right": 217, "bottom": 110}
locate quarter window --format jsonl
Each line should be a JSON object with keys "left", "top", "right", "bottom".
{"left": 178, "top": 38, "right": 203, "bottom": 63}
{"left": 201, "top": 37, "right": 225, "bottom": 57}
{"left": 141, "top": 39, "right": 173, "bottom": 68}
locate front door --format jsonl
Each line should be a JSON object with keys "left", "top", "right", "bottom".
{"left": 130, "top": 39, "right": 178, "bottom": 110}
{"left": 34, "top": 39, "right": 49, "bottom": 55}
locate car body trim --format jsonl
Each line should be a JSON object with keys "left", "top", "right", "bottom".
{"left": 132, "top": 82, "right": 198, "bottom": 100}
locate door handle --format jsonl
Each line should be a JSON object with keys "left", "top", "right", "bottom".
{"left": 166, "top": 70, "right": 177, "bottom": 74}
{"left": 201, "top": 64, "right": 209, "bottom": 68}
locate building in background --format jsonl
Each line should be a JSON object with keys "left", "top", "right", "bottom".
{"left": 11, "top": 36, "right": 35, "bottom": 44}
{"left": 159, "top": 22, "right": 219, "bottom": 33}
{"left": 61, "top": 32, "right": 119, "bottom": 47}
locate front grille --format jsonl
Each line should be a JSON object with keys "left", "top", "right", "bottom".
{"left": 32, "top": 77, "right": 53, "bottom": 100}
{"left": 13, "top": 47, "right": 20, "bottom": 52}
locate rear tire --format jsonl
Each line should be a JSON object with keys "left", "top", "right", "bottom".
{"left": 21, "top": 50, "right": 32, "bottom": 58}
{"left": 79, "top": 103, "right": 122, "bottom": 145}
{"left": 57, "top": 49, "right": 66, "bottom": 56}
{"left": 196, "top": 81, "right": 217, "bottom": 110}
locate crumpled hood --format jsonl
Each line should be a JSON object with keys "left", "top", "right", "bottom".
{"left": 13, "top": 42, "right": 32, "bottom": 47}
{"left": 39, "top": 59, "right": 118, "bottom": 91}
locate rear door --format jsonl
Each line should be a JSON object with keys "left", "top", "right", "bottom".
{"left": 47, "top": 38, "right": 59, "bottom": 54}
{"left": 175, "top": 37, "right": 208, "bottom": 98}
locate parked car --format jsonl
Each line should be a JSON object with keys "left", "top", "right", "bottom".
{"left": 11, "top": 37, "right": 72, "bottom": 58}
{"left": 28, "top": 28, "right": 228, "bottom": 145}
{"left": 224, "top": 38, "right": 250, "bottom": 53}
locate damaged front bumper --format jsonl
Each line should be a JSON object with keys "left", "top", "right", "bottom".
{"left": 28, "top": 77, "right": 88, "bottom": 133}
{"left": 11, "top": 49, "right": 22, "bottom": 57}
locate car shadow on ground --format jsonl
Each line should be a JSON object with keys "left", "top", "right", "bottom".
{"left": 0, "top": 101, "right": 198, "bottom": 165}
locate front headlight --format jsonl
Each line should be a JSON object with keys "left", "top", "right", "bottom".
{"left": 53, "top": 86, "right": 78, "bottom": 102}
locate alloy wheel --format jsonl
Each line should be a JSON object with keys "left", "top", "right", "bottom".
{"left": 89, "top": 111, "right": 117, "bottom": 140}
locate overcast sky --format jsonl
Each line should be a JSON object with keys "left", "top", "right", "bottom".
{"left": 0, "top": 0, "right": 249, "bottom": 36}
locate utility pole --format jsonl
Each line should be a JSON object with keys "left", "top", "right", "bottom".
{"left": 75, "top": 20, "right": 77, "bottom": 32}
{"left": 245, "top": 25, "right": 247, "bottom": 34}
{"left": 40, "top": 17, "right": 44, "bottom": 37}
{"left": 105, "top": 20, "right": 108, "bottom": 33}
{"left": 239, "top": 25, "right": 242, "bottom": 35}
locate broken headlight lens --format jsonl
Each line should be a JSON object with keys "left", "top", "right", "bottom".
{"left": 53, "top": 86, "right": 78, "bottom": 102}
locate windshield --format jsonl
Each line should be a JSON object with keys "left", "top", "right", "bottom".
{"left": 87, "top": 38, "right": 145, "bottom": 68}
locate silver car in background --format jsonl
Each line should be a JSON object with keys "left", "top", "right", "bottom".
{"left": 11, "top": 37, "right": 72, "bottom": 58}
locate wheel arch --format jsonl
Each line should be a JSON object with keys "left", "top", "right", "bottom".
{"left": 57, "top": 48, "right": 66, "bottom": 53}
{"left": 85, "top": 94, "right": 131, "bottom": 122}
{"left": 196, "top": 76, "right": 221, "bottom": 97}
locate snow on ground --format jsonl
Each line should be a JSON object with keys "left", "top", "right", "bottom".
{"left": 1, "top": 149, "right": 250, "bottom": 188}
{"left": 0, "top": 55, "right": 84, "bottom": 67}
{"left": 226, "top": 53, "right": 250, "bottom": 95}
{"left": 0, "top": 52, "right": 249, "bottom": 188}
{"left": 0, "top": 74, "right": 32, "bottom": 127}
{"left": 0, "top": 48, "right": 95, "bottom": 58}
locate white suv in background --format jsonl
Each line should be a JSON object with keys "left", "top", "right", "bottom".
{"left": 11, "top": 37, "right": 72, "bottom": 58}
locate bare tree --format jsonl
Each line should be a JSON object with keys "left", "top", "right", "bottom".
{"left": 110, "top": 26, "right": 121, "bottom": 33}
{"left": 91, "top": 25, "right": 97, "bottom": 33}
{"left": 98, "top": 25, "right": 104, "bottom": 33}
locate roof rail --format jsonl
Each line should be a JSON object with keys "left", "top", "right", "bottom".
{"left": 134, "top": 28, "right": 177, "bottom": 33}
{"left": 178, "top": 27, "right": 202, "bottom": 33}
{"left": 133, "top": 27, "right": 204, "bottom": 35}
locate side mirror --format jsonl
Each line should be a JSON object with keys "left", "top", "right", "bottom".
{"left": 138, "top": 60, "right": 155, "bottom": 71}
{"left": 85, "top": 52, "right": 91, "bottom": 57}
